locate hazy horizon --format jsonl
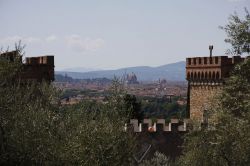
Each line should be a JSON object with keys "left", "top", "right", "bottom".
{"left": 59, "top": 60, "right": 186, "bottom": 72}
{"left": 1, "top": 0, "right": 249, "bottom": 70}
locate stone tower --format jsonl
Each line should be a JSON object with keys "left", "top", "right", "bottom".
{"left": 186, "top": 50, "right": 246, "bottom": 121}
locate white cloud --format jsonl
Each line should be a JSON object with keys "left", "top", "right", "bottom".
{"left": 25, "top": 37, "right": 42, "bottom": 43}
{"left": 46, "top": 35, "right": 57, "bottom": 42}
{"left": 0, "top": 36, "right": 41, "bottom": 45}
{"left": 0, "top": 35, "right": 58, "bottom": 45}
{"left": 0, "top": 36, "right": 22, "bottom": 43}
{"left": 0, "top": 35, "right": 105, "bottom": 54}
{"left": 66, "top": 34, "right": 105, "bottom": 52}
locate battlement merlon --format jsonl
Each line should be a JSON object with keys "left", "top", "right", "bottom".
{"left": 25, "top": 56, "right": 54, "bottom": 66}
{"left": 127, "top": 119, "right": 189, "bottom": 132}
{"left": 186, "top": 55, "right": 248, "bottom": 81}
{"left": 186, "top": 56, "right": 246, "bottom": 67}
{"left": 0, "top": 51, "right": 54, "bottom": 66}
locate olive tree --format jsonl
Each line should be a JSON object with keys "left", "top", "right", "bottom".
{"left": 220, "top": 8, "right": 250, "bottom": 55}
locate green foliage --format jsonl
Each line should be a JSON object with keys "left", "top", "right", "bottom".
{"left": 106, "top": 77, "right": 134, "bottom": 119}
{"left": 141, "top": 96, "right": 186, "bottom": 119}
{"left": 0, "top": 82, "right": 62, "bottom": 165}
{"left": 60, "top": 106, "right": 136, "bottom": 165}
{"left": 220, "top": 59, "right": 250, "bottom": 115}
{"left": 124, "top": 94, "right": 143, "bottom": 120}
{"left": 0, "top": 48, "right": 62, "bottom": 164}
{"left": 60, "top": 89, "right": 80, "bottom": 99}
{"left": 0, "top": 50, "right": 136, "bottom": 165}
{"left": 220, "top": 8, "right": 250, "bottom": 55}
{"left": 139, "top": 152, "right": 172, "bottom": 166}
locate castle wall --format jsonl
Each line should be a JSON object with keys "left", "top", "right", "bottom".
{"left": 127, "top": 119, "right": 187, "bottom": 160}
{"left": 22, "top": 64, "right": 54, "bottom": 82}
{"left": 189, "top": 84, "right": 221, "bottom": 121}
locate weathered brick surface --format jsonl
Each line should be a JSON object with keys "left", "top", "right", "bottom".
{"left": 189, "top": 85, "right": 221, "bottom": 121}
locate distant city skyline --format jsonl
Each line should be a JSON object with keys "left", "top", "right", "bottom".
{"left": 0, "top": 0, "right": 249, "bottom": 70}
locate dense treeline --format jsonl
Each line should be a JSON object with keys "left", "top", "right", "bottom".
{"left": 0, "top": 54, "right": 136, "bottom": 165}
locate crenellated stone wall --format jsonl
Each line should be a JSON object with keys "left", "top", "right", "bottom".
{"left": 126, "top": 119, "right": 188, "bottom": 132}
{"left": 127, "top": 119, "right": 189, "bottom": 160}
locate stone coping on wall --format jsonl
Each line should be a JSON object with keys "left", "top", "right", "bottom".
{"left": 125, "top": 119, "right": 189, "bottom": 133}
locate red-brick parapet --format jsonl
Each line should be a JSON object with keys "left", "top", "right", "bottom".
{"left": 186, "top": 56, "right": 247, "bottom": 82}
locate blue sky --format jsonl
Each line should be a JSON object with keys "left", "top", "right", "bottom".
{"left": 0, "top": 0, "right": 249, "bottom": 71}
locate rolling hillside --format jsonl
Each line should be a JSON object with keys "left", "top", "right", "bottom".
{"left": 56, "top": 61, "right": 186, "bottom": 81}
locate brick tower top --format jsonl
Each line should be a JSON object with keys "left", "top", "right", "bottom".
{"left": 186, "top": 56, "right": 246, "bottom": 83}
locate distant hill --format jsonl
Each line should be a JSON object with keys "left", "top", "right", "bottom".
{"left": 55, "top": 74, "right": 112, "bottom": 84}
{"left": 62, "top": 67, "right": 102, "bottom": 73}
{"left": 56, "top": 61, "right": 186, "bottom": 81}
